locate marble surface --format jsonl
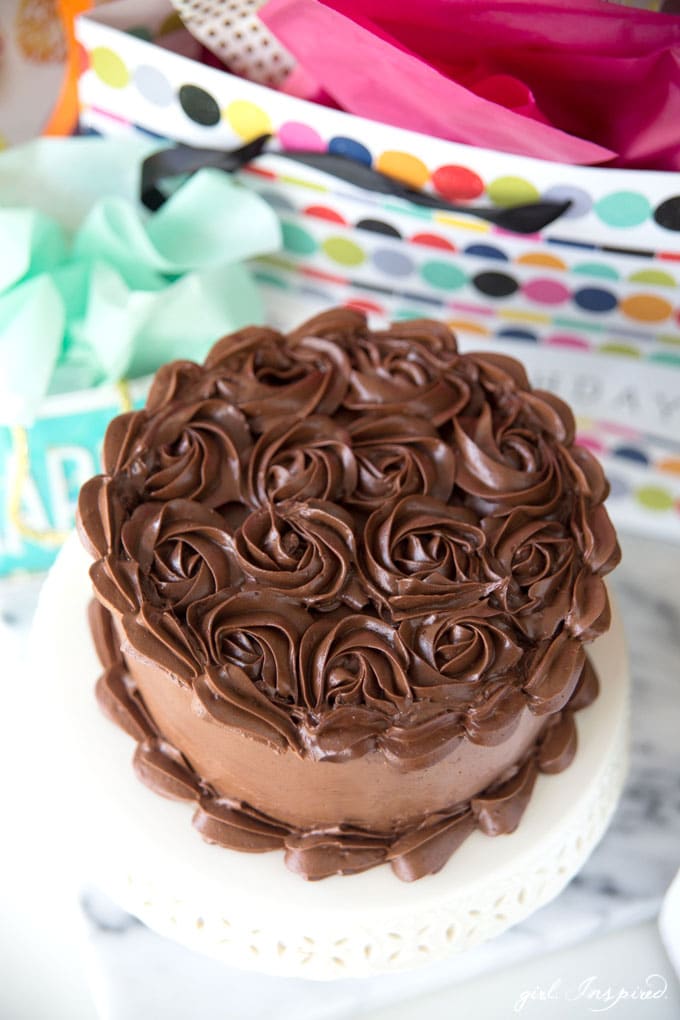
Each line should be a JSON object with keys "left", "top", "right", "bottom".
{"left": 1, "top": 529, "right": 679, "bottom": 1017}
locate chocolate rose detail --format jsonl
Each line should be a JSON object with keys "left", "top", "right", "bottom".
{"left": 560, "top": 442, "right": 609, "bottom": 504}
{"left": 187, "top": 590, "right": 313, "bottom": 750}
{"left": 121, "top": 602, "right": 202, "bottom": 685}
{"left": 399, "top": 606, "right": 524, "bottom": 703}
{"left": 234, "top": 499, "right": 366, "bottom": 611}
{"left": 284, "top": 829, "right": 388, "bottom": 880}
{"left": 523, "top": 629, "right": 586, "bottom": 715}
{"left": 129, "top": 499, "right": 237, "bottom": 606}
{"left": 483, "top": 510, "right": 578, "bottom": 639}
{"left": 286, "top": 307, "right": 369, "bottom": 346}
{"left": 77, "top": 474, "right": 130, "bottom": 560}
{"left": 572, "top": 498, "right": 621, "bottom": 576}
{"left": 88, "top": 499, "right": 237, "bottom": 617}
{"left": 461, "top": 352, "right": 575, "bottom": 436}
{"left": 453, "top": 400, "right": 565, "bottom": 517}
{"left": 205, "top": 324, "right": 351, "bottom": 432}
{"left": 459, "top": 350, "right": 531, "bottom": 397}
{"left": 376, "top": 701, "right": 465, "bottom": 770}
{"left": 246, "top": 415, "right": 357, "bottom": 506}
{"left": 360, "top": 494, "right": 499, "bottom": 619}
{"left": 471, "top": 758, "right": 538, "bottom": 835}
{"left": 565, "top": 568, "right": 612, "bottom": 642}
{"left": 145, "top": 359, "right": 207, "bottom": 412}
{"left": 299, "top": 614, "right": 412, "bottom": 759}
{"left": 522, "top": 390, "right": 576, "bottom": 444}
{"left": 188, "top": 589, "right": 310, "bottom": 702}
{"left": 343, "top": 319, "right": 469, "bottom": 425}
{"left": 464, "top": 681, "right": 527, "bottom": 746}
{"left": 347, "top": 414, "right": 456, "bottom": 511}
{"left": 300, "top": 613, "right": 412, "bottom": 713}
{"left": 102, "top": 400, "right": 251, "bottom": 508}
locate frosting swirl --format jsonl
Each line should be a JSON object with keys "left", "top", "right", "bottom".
{"left": 103, "top": 400, "right": 251, "bottom": 507}
{"left": 523, "top": 629, "right": 586, "bottom": 714}
{"left": 453, "top": 399, "right": 566, "bottom": 517}
{"left": 121, "top": 602, "right": 201, "bottom": 684}
{"left": 93, "top": 595, "right": 598, "bottom": 881}
{"left": 246, "top": 415, "right": 356, "bottom": 506}
{"left": 400, "top": 606, "right": 524, "bottom": 703}
{"left": 286, "top": 307, "right": 369, "bottom": 346}
{"left": 460, "top": 349, "right": 531, "bottom": 392}
{"left": 233, "top": 499, "right": 366, "bottom": 610}
{"left": 343, "top": 319, "right": 469, "bottom": 425}
{"left": 145, "top": 359, "right": 206, "bottom": 413}
{"left": 561, "top": 442, "right": 610, "bottom": 505}
{"left": 87, "top": 499, "right": 237, "bottom": 617}
{"left": 187, "top": 591, "right": 311, "bottom": 748}
{"left": 360, "top": 494, "right": 499, "bottom": 619}
{"left": 204, "top": 324, "right": 351, "bottom": 431}
{"left": 347, "top": 414, "right": 455, "bottom": 511}
{"left": 573, "top": 498, "right": 621, "bottom": 575}
{"left": 483, "top": 511, "right": 578, "bottom": 639}
{"left": 77, "top": 474, "right": 130, "bottom": 560}
{"left": 299, "top": 613, "right": 412, "bottom": 759}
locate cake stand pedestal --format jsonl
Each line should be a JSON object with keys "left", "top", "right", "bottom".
{"left": 36, "top": 535, "right": 629, "bottom": 980}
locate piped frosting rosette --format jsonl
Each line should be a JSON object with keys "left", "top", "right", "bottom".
{"left": 78, "top": 309, "right": 620, "bottom": 881}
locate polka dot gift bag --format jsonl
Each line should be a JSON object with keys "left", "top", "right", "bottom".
{"left": 76, "top": 0, "right": 680, "bottom": 539}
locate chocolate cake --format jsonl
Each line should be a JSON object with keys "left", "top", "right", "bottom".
{"left": 77, "top": 309, "right": 620, "bottom": 882}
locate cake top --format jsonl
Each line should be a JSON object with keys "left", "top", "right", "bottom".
{"left": 78, "top": 309, "right": 620, "bottom": 768}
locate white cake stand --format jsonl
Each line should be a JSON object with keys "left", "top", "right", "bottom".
{"left": 36, "top": 535, "right": 629, "bottom": 980}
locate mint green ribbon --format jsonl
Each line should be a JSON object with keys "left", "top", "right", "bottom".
{"left": 0, "top": 137, "right": 281, "bottom": 426}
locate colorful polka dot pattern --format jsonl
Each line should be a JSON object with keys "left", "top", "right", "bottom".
{"left": 257, "top": 256, "right": 680, "bottom": 368}
{"left": 576, "top": 419, "right": 680, "bottom": 514}
{"left": 80, "top": 30, "right": 680, "bottom": 536}
{"left": 179, "top": 84, "right": 220, "bottom": 126}
{"left": 253, "top": 263, "right": 680, "bottom": 520}
{"left": 226, "top": 99, "right": 272, "bottom": 140}
{"left": 91, "top": 47, "right": 129, "bottom": 89}
{"left": 487, "top": 176, "right": 540, "bottom": 207}
{"left": 134, "top": 64, "right": 174, "bottom": 106}
{"left": 595, "top": 475, "right": 678, "bottom": 513}
{"left": 85, "top": 46, "right": 680, "bottom": 233}
{"left": 255, "top": 184, "right": 680, "bottom": 293}
{"left": 277, "top": 216, "right": 680, "bottom": 328}
{"left": 86, "top": 40, "right": 680, "bottom": 524}
{"left": 321, "top": 237, "right": 365, "bottom": 266}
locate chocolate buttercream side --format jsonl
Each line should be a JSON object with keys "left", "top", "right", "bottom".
{"left": 90, "top": 597, "right": 596, "bottom": 881}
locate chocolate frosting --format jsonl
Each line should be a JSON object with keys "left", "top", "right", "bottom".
{"left": 103, "top": 400, "right": 251, "bottom": 507}
{"left": 78, "top": 309, "right": 621, "bottom": 881}
{"left": 359, "top": 494, "right": 500, "bottom": 619}
{"left": 246, "top": 416, "right": 357, "bottom": 506}
{"left": 89, "top": 595, "right": 595, "bottom": 881}
{"left": 347, "top": 414, "right": 455, "bottom": 511}
{"left": 233, "top": 499, "right": 366, "bottom": 611}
